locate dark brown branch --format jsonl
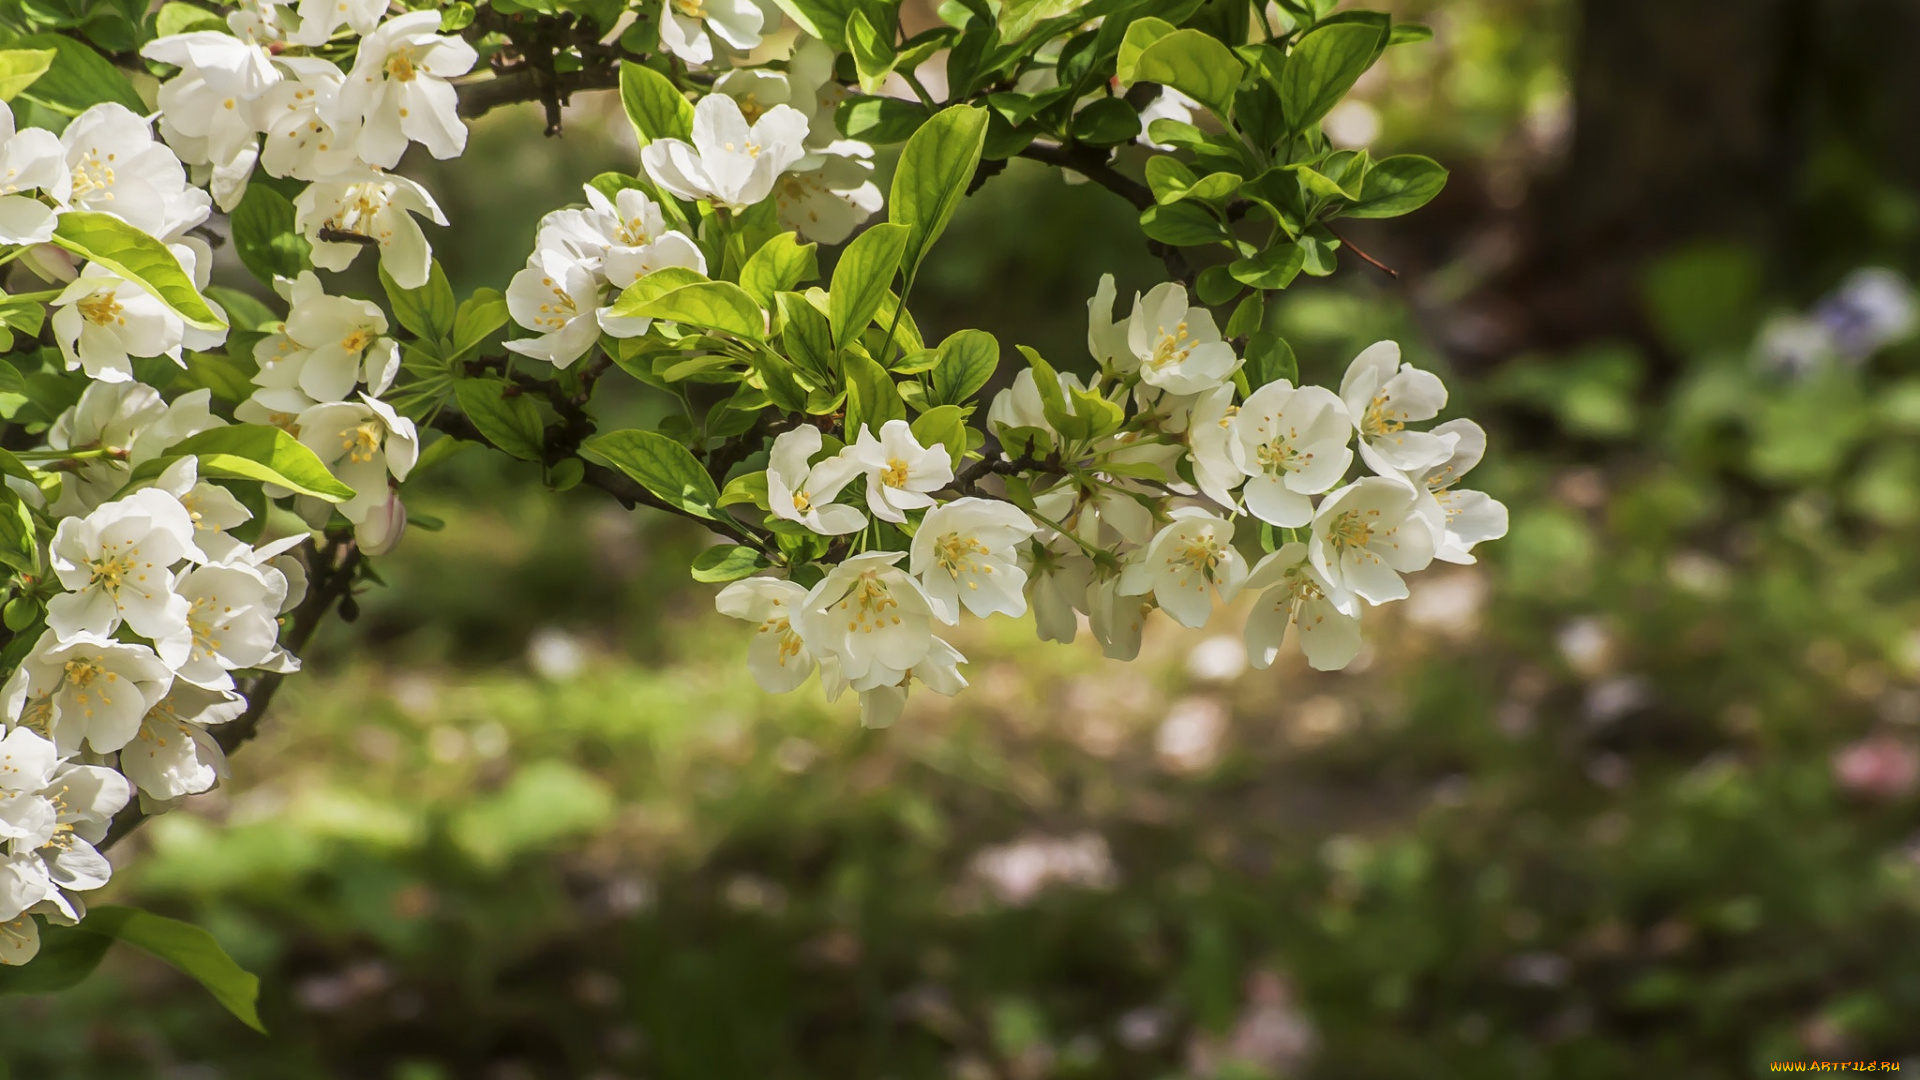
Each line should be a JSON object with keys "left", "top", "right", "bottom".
{"left": 454, "top": 62, "right": 622, "bottom": 120}
{"left": 1013, "top": 142, "right": 1155, "bottom": 211}
{"left": 102, "top": 535, "right": 364, "bottom": 850}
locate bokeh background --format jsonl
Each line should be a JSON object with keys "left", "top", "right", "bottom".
{"left": 8, "top": 0, "right": 1920, "bottom": 1075}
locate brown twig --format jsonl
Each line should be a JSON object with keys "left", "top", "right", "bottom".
{"left": 454, "top": 62, "right": 622, "bottom": 120}
{"left": 1325, "top": 226, "right": 1400, "bottom": 279}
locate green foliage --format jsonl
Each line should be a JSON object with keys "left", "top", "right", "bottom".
{"left": 453, "top": 379, "right": 544, "bottom": 462}
{"left": 617, "top": 60, "right": 692, "bottom": 146}
{"left": 828, "top": 222, "right": 910, "bottom": 347}
{"left": 50, "top": 212, "right": 225, "bottom": 332}
{"left": 583, "top": 429, "right": 721, "bottom": 519}
{"left": 0, "top": 32, "right": 142, "bottom": 114}
{"left": 382, "top": 261, "right": 458, "bottom": 345}
{"left": 151, "top": 425, "right": 357, "bottom": 502}
{"left": 0, "top": 47, "right": 54, "bottom": 100}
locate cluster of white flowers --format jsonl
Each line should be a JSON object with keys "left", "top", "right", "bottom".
{"left": 141, "top": 0, "right": 474, "bottom": 287}
{"left": 716, "top": 275, "right": 1507, "bottom": 722}
{"left": 0, "top": 0, "right": 454, "bottom": 956}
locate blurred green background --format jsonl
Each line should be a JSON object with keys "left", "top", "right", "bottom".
{"left": 10, "top": 0, "right": 1920, "bottom": 1075}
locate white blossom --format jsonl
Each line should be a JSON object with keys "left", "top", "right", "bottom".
{"left": 1407, "top": 418, "right": 1508, "bottom": 564}
{"left": 657, "top": 0, "right": 764, "bottom": 67}
{"left": 1024, "top": 540, "right": 1092, "bottom": 645}
{"left": 1120, "top": 282, "right": 1240, "bottom": 394}
{"left": 1119, "top": 507, "right": 1246, "bottom": 629}
{"left": 503, "top": 248, "right": 610, "bottom": 368}
{"left": 640, "top": 94, "right": 809, "bottom": 211}
{"left": 2, "top": 631, "right": 174, "bottom": 757}
{"left": 774, "top": 145, "right": 883, "bottom": 245}
{"left": 119, "top": 684, "right": 246, "bottom": 804}
{"left": 170, "top": 561, "right": 290, "bottom": 689}
{"left": 296, "top": 393, "right": 419, "bottom": 524}
{"left": 714, "top": 577, "right": 815, "bottom": 693}
{"left": 294, "top": 169, "right": 447, "bottom": 289}
{"left": 0, "top": 101, "right": 70, "bottom": 244}
{"left": 847, "top": 419, "right": 952, "bottom": 524}
{"left": 332, "top": 10, "right": 477, "bottom": 167}
{"left": 798, "top": 551, "right": 938, "bottom": 691}
{"left": 766, "top": 426, "right": 865, "bottom": 536}
{"left": 259, "top": 57, "right": 359, "bottom": 181}
{"left": 141, "top": 20, "right": 280, "bottom": 169}
{"left": 1230, "top": 382, "right": 1352, "bottom": 527}
{"left": 46, "top": 488, "right": 204, "bottom": 656}
{"left": 51, "top": 263, "right": 188, "bottom": 382}
{"left": 59, "top": 103, "right": 211, "bottom": 240}
{"left": 289, "top": 0, "right": 389, "bottom": 45}
{"left": 909, "top": 498, "right": 1038, "bottom": 623}
{"left": 1242, "top": 542, "right": 1361, "bottom": 671}
{"left": 1308, "top": 476, "right": 1435, "bottom": 605}
{"left": 1338, "top": 341, "right": 1456, "bottom": 475}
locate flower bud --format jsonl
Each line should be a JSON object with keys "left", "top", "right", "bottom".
{"left": 355, "top": 489, "right": 406, "bottom": 556}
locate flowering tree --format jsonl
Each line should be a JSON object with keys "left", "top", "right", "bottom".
{"left": 0, "top": 0, "right": 1502, "bottom": 1016}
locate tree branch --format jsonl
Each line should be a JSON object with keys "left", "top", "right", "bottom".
{"left": 454, "top": 62, "right": 622, "bottom": 121}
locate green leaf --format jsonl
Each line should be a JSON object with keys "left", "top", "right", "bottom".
{"left": 1278, "top": 21, "right": 1385, "bottom": 134}
{"left": 153, "top": 2, "right": 226, "bottom": 36}
{"left": 11, "top": 34, "right": 143, "bottom": 115}
{"left": 845, "top": 9, "right": 896, "bottom": 93}
{"left": 618, "top": 60, "right": 693, "bottom": 145}
{"left": 1388, "top": 22, "right": 1433, "bottom": 45}
{"left": 1016, "top": 345, "right": 1070, "bottom": 427}
{"left": 440, "top": 1, "right": 476, "bottom": 31}
{"left": 583, "top": 429, "right": 720, "bottom": 519}
{"left": 380, "top": 260, "right": 456, "bottom": 342}
{"left": 1228, "top": 242, "right": 1305, "bottom": 289}
{"left": 775, "top": 290, "right": 836, "bottom": 384}
{"left": 888, "top": 106, "right": 989, "bottom": 281}
{"left": 1121, "top": 29, "right": 1245, "bottom": 120}
{"left": 1345, "top": 154, "right": 1448, "bottom": 219}
{"left": 929, "top": 328, "right": 998, "bottom": 407}
{"left": 1138, "top": 201, "right": 1228, "bottom": 246}
{"left": 0, "top": 922, "right": 112, "bottom": 994}
{"left": 1146, "top": 156, "right": 1242, "bottom": 205}
{"left": 837, "top": 96, "right": 931, "bottom": 144}
{"left": 612, "top": 266, "right": 708, "bottom": 311}
{"left": 0, "top": 48, "right": 55, "bottom": 102}
{"left": 1288, "top": 163, "right": 1360, "bottom": 203}
{"left": 739, "top": 233, "right": 818, "bottom": 308}
{"left": 1070, "top": 96, "right": 1143, "bottom": 147}
{"left": 769, "top": 0, "right": 859, "bottom": 47}
{"left": 159, "top": 425, "right": 356, "bottom": 502}
{"left": 451, "top": 288, "right": 509, "bottom": 359}
{"left": 747, "top": 345, "right": 809, "bottom": 413}
{"left": 1225, "top": 292, "right": 1264, "bottom": 338}
{"left": 910, "top": 404, "right": 968, "bottom": 467}
{"left": 453, "top": 379, "right": 544, "bottom": 462}
{"left": 228, "top": 184, "right": 310, "bottom": 287}
{"left": 76, "top": 907, "right": 264, "bottom": 1033}
{"left": 1244, "top": 330, "right": 1297, "bottom": 388}
{"left": 203, "top": 287, "right": 275, "bottom": 333}
{"left": 829, "top": 222, "right": 911, "bottom": 347}
{"left": 51, "top": 212, "right": 224, "bottom": 332}
{"left": 843, "top": 352, "right": 905, "bottom": 436}
{"left": 718, "top": 469, "right": 769, "bottom": 508}
{"left": 1113, "top": 17, "right": 1177, "bottom": 87}
{"left": 691, "top": 544, "right": 768, "bottom": 583}
{"left": 615, "top": 280, "right": 766, "bottom": 340}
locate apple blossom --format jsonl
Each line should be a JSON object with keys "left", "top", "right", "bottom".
{"left": 774, "top": 147, "right": 883, "bottom": 244}
{"left": 798, "top": 552, "right": 939, "bottom": 691}
{"left": 1242, "top": 543, "right": 1362, "bottom": 672}
{"left": 50, "top": 263, "right": 189, "bottom": 382}
{"left": 658, "top": 0, "right": 764, "bottom": 67}
{"left": 297, "top": 394, "right": 419, "bottom": 524}
{"left": 715, "top": 577, "right": 817, "bottom": 693}
{"left": 1230, "top": 382, "right": 1353, "bottom": 527}
{"left": 333, "top": 10, "right": 478, "bottom": 167}
{"left": 2, "top": 631, "right": 175, "bottom": 757}
{"left": 641, "top": 94, "right": 810, "bottom": 211}
{"left": 46, "top": 488, "right": 204, "bottom": 654}
{"left": 1338, "top": 341, "right": 1457, "bottom": 475}
{"left": 1123, "top": 283, "right": 1240, "bottom": 394}
{"left": 848, "top": 420, "right": 953, "bottom": 524}
{"left": 0, "top": 102, "right": 70, "bottom": 244}
{"left": 59, "top": 103, "right": 211, "bottom": 240}
{"left": 1406, "top": 418, "right": 1509, "bottom": 564}
{"left": 1308, "top": 476, "right": 1436, "bottom": 605}
{"left": 119, "top": 684, "right": 247, "bottom": 803}
{"left": 766, "top": 426, "right": 866, "bottom": 536}
{"left": 294, "top": 169, "right": 447, "bottom": 289}
{"left": 909, "top": 498, "right": 1038, "bottom": 623}
{"left": 1119, "top": 507, "right": 1247, "bottom": 629}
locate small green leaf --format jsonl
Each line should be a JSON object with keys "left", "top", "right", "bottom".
{"left": 739, "top": 233, "right": 818, "bottom": 308}
{"left": 1245, "top": 331, "right": 1298, "bottom": 389}
{"left": 1069, "top": 97, "right": 1141, "bottom": 147}
{"left": 618, "top": 60, "right": 693, "bottom": 145}
{"left": 1225, "top": 292, "right": 1264, "bottom": 338}
{"left": 830, "top": 223, "right": 911, "bottom": 347}
{"left": 0, "top": 48, "right": 56, "bottom": 102}
{"left": 845, "top": 9, "right": 896, "bottom": 93}
{"left": 1138, "top": 201, "right": 1228, "bottom": 246}
{"left": 691, "top": 544, "right": 768, "bottom": 583}
{"left": 1345, "top": 155, "right": 1448, "bottom": 219}
{"left": 837, "top": 97, "right": 931, "bottom": 144}
{"left": 451, "top": 288, "right": 509, "bottom": 359}
{"left": 1278, "top": 21, "right": 1386, "bottom": 134}
{"left": 583, "top": 429, "right": 721, "bottom": 519}
{"left": 1120, "top": 29, "right": 1245, "bottom": 121}
{"left": 775, "top": 291, "right": 835, "bottom": 383}
{"left": 12, "top": 34, "right": 143, "bottom": 115}
{"left": 769, "top": 0, "right": 860, "bottom": 47}
{"left": 1388, "top": 22, "right": 1434, "bottom": 45}
{"left": 1229, "top": 242, "right": 1305, "bottom": 289}
{"left": 910, "top": 404, "right": 968, "bottom": 467}
{"left": 229, "top": 184, "right": 310, "bottom": 287}
{"left": 929, "top": 328, "right": 998, "bottom": 407}
{"left": 0, "top": 922, "right": 112, "bottom": 994}
{"left": 156, "top": 426, "right": 357, "bottom": 502}
{"left": 153, "top": 2, "right": 226, "bottom": 36}
{"left": 439, "top": 1, "right": 476, "bottom": 30}
{"left": 51, "top": 212, "right": 224, "bottom": 332}
{"left": 718, "top": 469, "right": 769, "bottom": 509}
{"left": 888, "top": 106, "right": 989, "bottom": 280}
{"left": 615, "top": 280, "right": 766, "bottom": 340}
{"left": 843, "top": 352, "right": 906, "bottom": 436}
{"left": 747, "top": 345, "right": 809, "bottom": 413}
{"left": 76, "top": 907, "right": 264, "bottom": 1033}
{"left": 1113, "top": 17, "right": 1177, "bottom": 87}
{"left": 453, "top": 379, "right": 544, "bottom": 462}
{"left": 380, "top": 260, "right": 456, "bottom": 342}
